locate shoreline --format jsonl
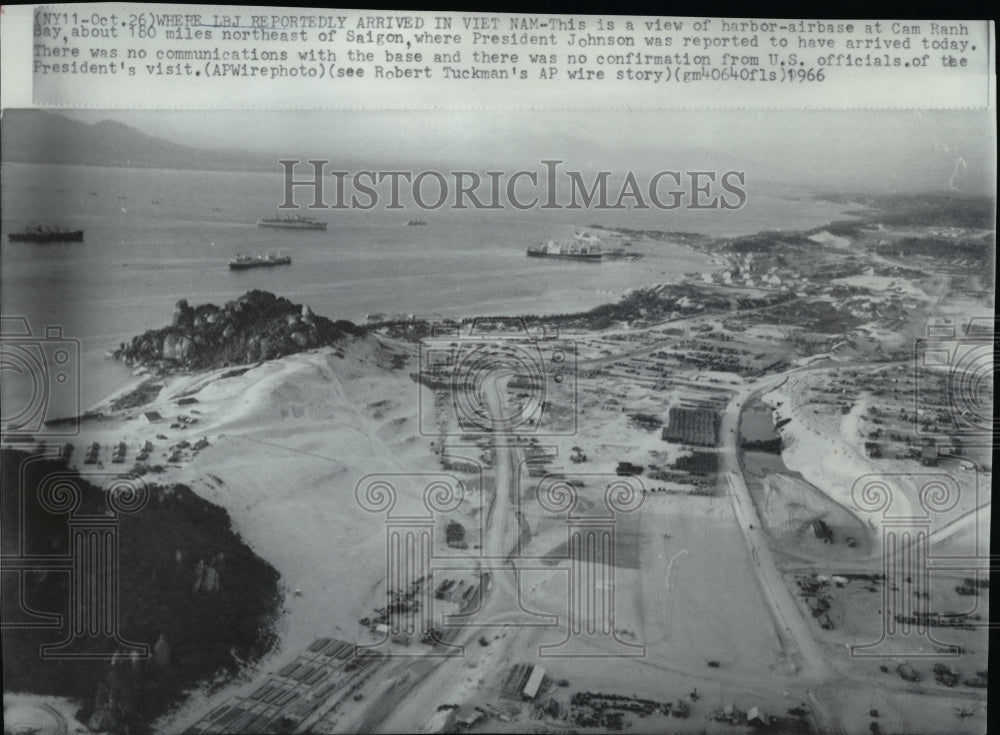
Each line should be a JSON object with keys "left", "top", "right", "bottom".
{"left": 4, "top": 193, "right": 991, "bottom": 735}
{"left": 38, "top": 210, "right": 865, "bottom": 426}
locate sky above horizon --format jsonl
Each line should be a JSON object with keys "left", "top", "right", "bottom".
{"left": 53, "top": 109, "right": 998, "bottom": 195}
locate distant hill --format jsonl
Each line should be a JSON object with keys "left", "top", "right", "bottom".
{"left": 1, "top": 110, "right": 269, "bottom": 171}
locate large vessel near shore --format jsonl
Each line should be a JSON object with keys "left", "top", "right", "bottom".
{"left": 527, "top": 230, "right": 642, "bottom": 262}
{"left": 527, "top": 241, "right": 604, "bottom": 262}
{"left": 7, "top": 226, "right": 84, "bottom": 243}
{"left": 229, "top": 252, "right": 292, "bottom": 270}
{"left": 256, "top": 214, "right": 327, "bottom": 230}
{"left": 527, "top": 230, "right": 607, "bottom": 262}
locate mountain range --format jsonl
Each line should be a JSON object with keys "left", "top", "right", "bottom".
{"left": 2, "top": 110, "right": 270, "bottom": 171}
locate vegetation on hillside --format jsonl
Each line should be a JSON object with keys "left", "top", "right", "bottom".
{"left": 1, "top": 450, "right": 282, "bottom": 733}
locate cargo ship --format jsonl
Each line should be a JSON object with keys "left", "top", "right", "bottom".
{"left": 527, "top": 230, "right": 643, "bottom": 262}
{"left": 527, "top": 241, "right": 604, "bottom": 262}
{"left": 229, "top": 252, "right": 292, "bottom": 270}
{"left": 256, "top": 214, "right": 327, "bottom": 230}
{"left": 8, "top": 226, "right": 84, "bottom": 243}
{"left": 527, "top": 232, "right": 604, "bottom": 262}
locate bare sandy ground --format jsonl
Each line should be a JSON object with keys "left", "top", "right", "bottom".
{"left": 764, "top": 377, "right": 987, "bottom": 534}
{"left": 46, "top": 341, "right": 987, "bottom": 735}
{"left": 63, "top": 342, "right": 451, "bottom": 731}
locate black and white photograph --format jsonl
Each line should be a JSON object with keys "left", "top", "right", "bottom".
{"left": 1, "top": 8, "right": 995, "bottom": 735}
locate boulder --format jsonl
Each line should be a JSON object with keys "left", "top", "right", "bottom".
{"left": 153, "top": 632, "right": 171, "bottom": 669}
{"left": 172, "top": 299, "right": 194, "bottom": 328}
{"left": 201, "top": 565, "right": 220, "bottom": 593}
{"left": 193, "top": 558, "right": 205, "bottom": 592}
{"left": 162, "top": 333, "right": 194, "bottom": 362}
{"left": 88, "top": 702, "right": 120, "bottom": 733}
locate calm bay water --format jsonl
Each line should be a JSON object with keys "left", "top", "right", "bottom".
{"left": 2, "top": 163, "right": 851, "bottom": 416}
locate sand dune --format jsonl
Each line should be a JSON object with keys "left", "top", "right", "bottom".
{"left": 74, "top": 345, "right": 449, "bottom": 731}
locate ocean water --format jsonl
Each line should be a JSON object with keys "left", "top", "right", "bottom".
{"left": 1, "top": 163, "right": 851, "bottom": 418}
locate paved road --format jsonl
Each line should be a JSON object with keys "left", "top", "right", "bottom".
{"left": 347, "top": 356, "right": 982, "bottom": 733}
{"left": 718, "top": 373, "right": 844, "bottom": 733}
{"left": 716, "top": 357, "right": 993, "bottom": 731}
{"left": 355, "top": 372, "right": 551, "bottom": 733}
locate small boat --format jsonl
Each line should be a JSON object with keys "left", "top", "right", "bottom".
{"left": 229, "top": 252, "right": 292, "bottom": 270}
{"left": 257, "top": 214, "right": 327, "bottom": 230}
{"left": 406, "top": 219, "right": 427, "bottom": 226}
{"left": 8, "top": 226, "right": 84, "bottom": 243}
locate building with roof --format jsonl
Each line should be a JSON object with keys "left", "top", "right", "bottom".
{"left": 522, "top": 665, "right": 545, "bottom": 699}
{"left": 921, "top": 441, "right": 939, "bottom": 466}
{"left": 453, "top": 707, "right": 484, "bottom": 728}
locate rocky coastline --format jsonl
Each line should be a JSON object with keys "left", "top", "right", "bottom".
{"left": 114, "top": 290, "right": 363, "bottom": 372}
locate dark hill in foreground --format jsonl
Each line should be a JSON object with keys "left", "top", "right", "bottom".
{"left": 1, "top": 449, "right": 281, "bottom": 733}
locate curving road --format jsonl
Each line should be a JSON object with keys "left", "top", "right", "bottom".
{"left": 358, "top": 356, "right": 978, "bottom": 734}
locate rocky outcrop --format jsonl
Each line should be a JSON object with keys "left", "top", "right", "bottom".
{"left": 162, "top": 333, "right": 195, "bottom": 361}
{"left": 88, "top": 684, "right": 123, "bottom": 733}
{"left": 172, "top": 299, "right": 195, "bottom": 328}
{"left": 114, "top": 290, "right": 363, "bottom": 371}
{"left": 152, "top": 633, "right": 172, "bottom": 670}
{"left": 193, "top": 558, "right": 220, "bottom": 593}
{"left": 201, "top": 565, "right": 220, "bottom": 593}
